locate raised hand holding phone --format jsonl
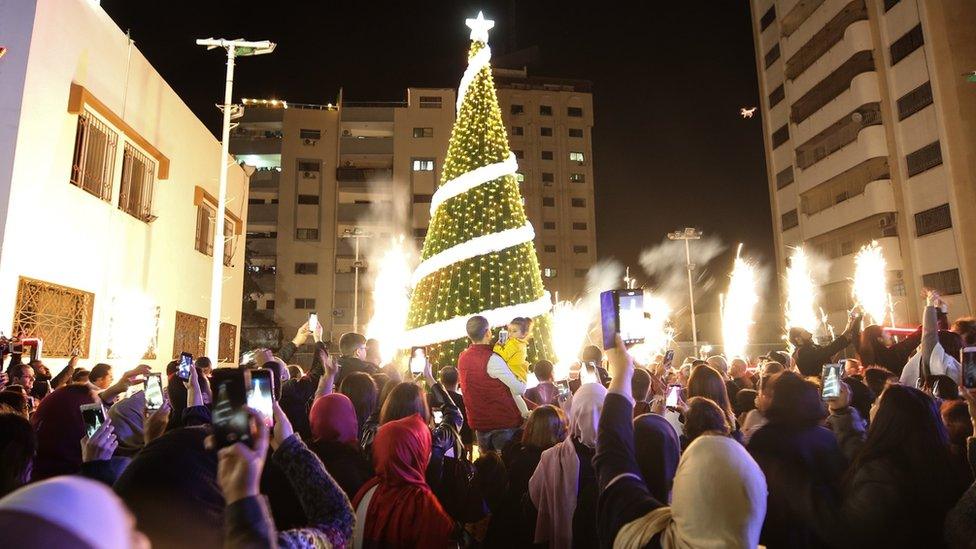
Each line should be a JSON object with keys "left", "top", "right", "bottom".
{"left": 606, "top": 334, "right": 635, "bottom": 399}
{"left": 270, "top": 401, "right": 294, "bottom": 451}
{"left": 216, "top": 407, "right": 270, "bottom": 505}
{"left": 81, "top": 416, "right": 117, "bottom": 462}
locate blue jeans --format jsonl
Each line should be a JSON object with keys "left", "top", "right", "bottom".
{"left": 476, "top": 428, "right": 519, "bottom": 452}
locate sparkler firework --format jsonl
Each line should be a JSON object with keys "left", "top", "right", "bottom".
{"left": 721, "top": 244, "right": 759, "bottom": 360}
{"left": 785, "top": 247, "right": 820, "bottom": 334}
{"left": 365, "top": 236, "right": 414, "bottom": 364}
{"left": 852, "top": 241, "right": 889, "bottom": 325}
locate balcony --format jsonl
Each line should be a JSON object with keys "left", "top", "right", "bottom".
{"left": 341, "top": 106, "right": 397, "bottom": 122}
{"left": 795, "top": 103, "right": 881, "bottom": 169}
{"left": 230, "top": 134, "right": 283, "bottom": 156}
{"left": 781, "top": 0, "right": 827, "bottom": 38}
{"left": 803, "top": 179, "right": 896, "bottom": 238}
{"left": 824, "top": 236, "right": 902, "bottom": 284}
{"left": 248, "top": 203, "right": 278, "bottom": 224}
{"left": 797, "top": 125, "right": 887, "bottom": 192}
{"left": 247, "top": 237, "right": 277, "bottom": 259}
{"left": 339, "top": 136, "right": 394, "bottom": 155}
{"left": 249, "top": 168, "right": 280, "bottom": 191}
{"left": 336, "top": 202, "right": 373, "bottom": 223}
{"left": 791, "top": 50, "right": 875, "bottom": 125}
{"left": 787, "top": 2, "right": 868, "bottom": 81}
{"left": 336, "top": 167, "right": 394, "bottom": 191}
{"left": 794, "top": 71, "right": 882, "bottom": 145}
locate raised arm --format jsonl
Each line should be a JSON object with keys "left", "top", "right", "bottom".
{"left": 487, "top": 353, "right": 529, "bottom": 417}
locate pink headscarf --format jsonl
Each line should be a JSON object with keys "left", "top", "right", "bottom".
{"left": 309, "top": 393, "right": 359, "bottom": 445}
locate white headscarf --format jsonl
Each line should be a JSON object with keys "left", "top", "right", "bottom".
{"left": 614, "top": 435, "right": 767, "bottom": 549}
{"left": 530, "top": 382, "right": 608, "bottom": 548}
{"left": 0, "top": 477, "right": 139, "bottom": 549}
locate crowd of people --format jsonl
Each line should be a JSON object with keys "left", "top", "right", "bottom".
{"left": 0, "top": 291, "right": 975, "bottom": 548}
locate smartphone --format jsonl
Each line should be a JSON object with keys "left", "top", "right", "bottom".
{"left": 308, "top": 312, "right": 319, "bottom": 333}
{"left": 247, "top": 368, "right": 275, "bottom": 427}
{"left": 665, "top": 384, "right": 681, "bottom": 408}
{"left": 601, "top": 289, "right": 645, "bottom": 349}
{"left": 662, "top": 349, "right": 676, "bottom": 371}
{"left": 409, "top": 347, "right": 426, "bottom": 375}
{"left": 211, "top": 369, "right": 252, "bottom": 448}
{"left": 433, "top": 410, "right": 444, "bottom": 424}
{"left": 555, "top": 379, "right": 571, "bottom": 402}
{"left": 178, "top": 352, "right": 193, "bottom": 381}
{"left": 821, "top": 363, "right": 843, "bottom": 400}
{"left": 498, "top": 327, "right": 509, "bottom": 346}
{"left": 961, "top": 347, "right": 976, "bottom": 389}
{"left": 80, "top": 403, "right": 106, "bottom": 438}
{"left": 144, "top": 373, "right": 164, "bottom": 411}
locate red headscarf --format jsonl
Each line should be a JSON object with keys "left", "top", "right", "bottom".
{"left": 352, "top": 414, "right": 453, "bottom": 547}
{"left": 309, "top": 394, "right": 359, "bottom": 445}
{"left": 30, "top": 384, "right": 98, "bottom": 480}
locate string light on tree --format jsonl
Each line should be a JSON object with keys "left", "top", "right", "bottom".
{"left": 403, "top": 12, "right": 554, "bottom": 364}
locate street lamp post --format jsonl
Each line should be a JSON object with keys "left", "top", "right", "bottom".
{"left": 196, "top": 38, "right": 275, "bottom": 360}
{"left": 340, "top": 228, "right": 372, "bottom": 334}
{"left": 668, "top": 227, "right": 703, "bottom": 356}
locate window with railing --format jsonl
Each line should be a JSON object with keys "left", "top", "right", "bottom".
{"left": 571, "top": 198, "right": 586, "bottom": 208}
{"left": 569, "top": 128, "right": 584, "bottom": 138}
{"left": 542, "top": 173, "right": 554, "bottom": 184}
{"left": 541, "top": 150, "right": 554, "bottom": 160}
{"left": 764, "top": 43, "right": 781, "bottom": 68}
{"left": 296, "top": 228, "right": 319, "bottom": 240}
{"left": 785, "top": 0, "right": 868, "bottom": 80}
{"left": 70, "top": 110, "right": 118, "bottom": 201}
{"left": 807, "top": 213, "right": 897, "bottom": 259}
{"left": 781, "top": 209, "right": 799, "bottom": 231}
{"left": 914, "top": 203, "right": 951, "bottom": 237}
{"left": 196, "top": 203, "right": 215, "bottom": 256}
{"left": 795, "top": 103, "right": 881, "bottom": 169}
{"left": 570, "top": 151, "right": 585, "bottom": 163}
{"left": 13, "top": 277, "right": 94, "bottom": 358}
{"left": 897, "top": 82, "right": 933, "bottom": 121}
{"left": 419, "top": 96, "right": 442, "bottom": 108}
{"left": 300, "top": 129, "right": 321, "bottom": 140}
{"left": 768, "top": 84, "right": 785, "bottom": 108}
{"left": 573, "top": 245, "right": 589, "bottom": 254}
{"left": 567, "top": 107, "right": 583, "bottom": 117}
{"left": 890, "top": 24, "right": 923, "bottom": 66}
{"left": 541, "top": 127, "right": 553, "bottom": 137}
{"left": 544, "top": 245, "right": 556, "bottom": 253}
{"left": 119, "top": 143, "right": 156, "bottom": 221}
{"left": 540, "top": 105, "right": 553, "bottom": 116}
{"left": 776, "top": 166, "right": 795, "bottom": 189}
{"left": 772, "top": 124, "right": 790, "bottom": 148}
{"left": 760, "top": 5, "right": 776, "bottom": 31}
{"left": 173, "top": 311, "right": 207, "bottom": 358}
{"left": 570, "top": 173, "right": 585, "bottom": 183}
{"left": 906, "top": 141, "right": 942, "bottom": 177}
{"left": 511, "top": 104, "right": 524, "bottom": 115}
{"left": 572, "top": 222, "right": 588, "bottom": 230}
{"left": 922, "top": 269, "right": 962, "bottom": 295}
{"left": 800, "top": 157, "right": 889, "bottom": 215}
{"left": 294, "top": 298, "right": 317, "bottom": 309}
{"left": 223, "top": 220, "right": 236, "bottom": 267}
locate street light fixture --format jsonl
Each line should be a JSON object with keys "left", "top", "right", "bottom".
{"left": 340, "top": 227, "right": 372, "bottom": 334}
{"left": 196, "top": 37, "right": 275, "bottom": 360}
{"left": 667, "top": 227, "right": 703, "bottom": 356}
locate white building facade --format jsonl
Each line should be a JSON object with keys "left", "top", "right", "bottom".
{"left": 0, "top": 0, "right": 249, "bottom": 371}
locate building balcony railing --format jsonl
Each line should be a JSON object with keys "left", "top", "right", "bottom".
{"left": 249, "top": 168, "right": 280, "bottom": 190}
{"left": 336, "top": 202, "right": 373, "bottom": 223}
{"left": 339, "top": 136, "right": 394, "bottom": 155}
{"left": 230, "top": 136, "right": 283, "bottom": 155}
{"left": 248, "top": 203, "right": 278, "bottom": 224}
{"left": 802, "top": 179, "right": 896, "bottom": 239}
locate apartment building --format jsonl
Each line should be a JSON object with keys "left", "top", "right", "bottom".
{"left": 0, "top": 0, "right": 249, "bottom": 370}
{"left": 495, "top": 68, "right": 598, "bottom": 301}
{"left": 749, "top": 0, "right": 976, "bottom": 327}
{"left": 234, "top": 69, "right": 598, "bottom": 345}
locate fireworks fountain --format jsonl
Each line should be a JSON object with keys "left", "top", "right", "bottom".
{"left": 721, "top": 244, "right": 759, "bottom": 359}
{"left": 784, "top": 247, "right": 820, "bottom": 334}
{"left": 365, "top": 236, "right": 415, "bottom": 364}
{"left": 107, "top": 292, "right": 159, "bottom": 363}
{"left": 550, "top": 299, "right": 590, "bottom": 380}
{"left": 628, "top": 292, "right": 673, "bottom": 365}
{"left": 852, "top": 241, "right": 889, "bottom": 325}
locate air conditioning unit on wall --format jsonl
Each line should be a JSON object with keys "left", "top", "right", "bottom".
{"left": 303, "top": 138, "right": 317, "bottom": 146}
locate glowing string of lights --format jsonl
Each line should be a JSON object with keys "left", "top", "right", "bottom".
{"left": 455, "top": 44, "right": 492, "bottom": 113}
{"left": 428, "top": 152, "right": 518, "bottom": 215}
{"left": 411, "top": 222, "right": 535, "bottom": 286}
{"left": 403, "top": 291, "right": 553, "bottom": 348}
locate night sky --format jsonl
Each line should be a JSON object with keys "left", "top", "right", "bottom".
{"left": 101, "top": 0, "right": 776, "bottom": 310}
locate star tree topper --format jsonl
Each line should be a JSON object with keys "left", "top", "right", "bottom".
{"left": 466, "top": 11, "right": 495, "bottom": 43}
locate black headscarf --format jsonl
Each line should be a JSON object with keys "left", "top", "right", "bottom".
{"left": 633, "top": 413, "right": 681, "bottom": 503}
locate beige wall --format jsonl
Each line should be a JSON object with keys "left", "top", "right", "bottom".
{"left": 0, "top": 0, "right": 248, "bottom": 372}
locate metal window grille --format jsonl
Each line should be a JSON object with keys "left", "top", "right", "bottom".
{"left": 173, "top": 311, "right": 207, "bottom": 358}
{"left": 70, "top": 110, "right": 118, "bottom": 201}
{"left": 219, "top": 322, "right": 237, "bottom": 363}
{"left": 119, "top": 143, "right": 156, "bottom": 221}
{"left": 13, "top": 277, "right": 94, "bottom": 358}
{"left": 914, "top": 203, "right": 952, "bottom": 237}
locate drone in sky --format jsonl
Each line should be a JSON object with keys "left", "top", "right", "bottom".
{"left": 740, "top": 107, "right": 757, "bottom": 118}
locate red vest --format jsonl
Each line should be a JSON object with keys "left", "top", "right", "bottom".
{"left": 457, "top": 344, "right": 522, "bottom": 431}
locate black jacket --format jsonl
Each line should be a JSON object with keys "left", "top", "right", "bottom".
{"left": 795, "top": 334, "right": 852, "bottom": 377}
{"left": 747, "top": 421, "right": 848, "bottom": 548}
{"left": 334, "top": 356, "right": 379, "bottom": 389}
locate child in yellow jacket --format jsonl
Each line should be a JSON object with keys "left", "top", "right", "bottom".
{"left": 494, "top": 317, "right": 533, "bottom": 382}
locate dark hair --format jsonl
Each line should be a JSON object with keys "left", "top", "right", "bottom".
{"left": 924, "top": 374, "right": 960, "bottom": 401}
{"left": 735, "top": 389, "right": 758, "bottom": 416}
{"left": 89, "top": 363, "right": 112, "bottom": 383}
{"left": 439, "top": 366, "right": 459, "bottom": 387}
{"left": 766, "top": 351, "right": 791, "bottom": 369}
{"left": 0, "top": 413, "right": 36, "bottom": 498}
{"left": 166, "top": 360, "right": 179, "bottom": 376}
{"left": 70, "top": 369, "right": 91, "bottom": 383}
{"left": 522, "top": 405, "right": 568, "bottom": 450}
{"left": 862, "top": 366, "right": 896, "bottom": 398}
{"left": 533, "top": 360, "right": 554, "bottom": 382}
{"left": 510, "top": 317, "right": 531, "bottom": 335}
{"left": 687, "top": 365, "right": 734, "bottom": 421}
{"left": 0, "top": 391, "right": 28, "bottom": 417}
{"left": 765, "top": 371, "right": 827, "bottom": 426}
{"left": 683, "top": 397, "right": 730, "bottom": 445}
{"left": 937, "top": 331, "right": 964, "bottom": 366}
{"left": 286, "top": 365, "right": 303, "bottom": 379}
{"left": 844, "top": 377, "right": 874, "bottom": 422}
{"left": 379, "top": 382, "right": 429, "bottom": 424}
{"left": 941, "top": 399, "right": 971, "bottom": 425}
{"left": 466, "top": 316, "right": 490, "bottom": 341}
{"left": 852, "top": 385, "right": 962, "bottom": 511}
{"left": 194, "top": 356, "right": 212, "bottom": 370}
{"left": 9, "top": 363, "right": 33, "bottom": 380}
{"left": 761, "top": 360, "right": 785, "bottom": 376}
{"left": 952, "top": 317, "right": 976, "bottom": 346}
{"left": 631, "top": 368, "right": 651, "bottom": 402}
{"left": 473, "top": 452, "right": 508, "bottom": 512}
{"left": 339, "top": 332, "right": 367, "bottom": 356}
{"left": 339, "top": 372, "right": 378, "bottom": 431}
{"left": 858, "top": 325, "right": 886, "bottom": 367}
{"left": 580, "top": 345, "right": 603, "bottom": 364}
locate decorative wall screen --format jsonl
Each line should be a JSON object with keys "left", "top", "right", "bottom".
{"left": 173, "top": 311, "right": 207, "bottom": 358}
{"left": 219, "top": 322, "right": 237, "bottom": 363}
{"left": 13, "top": 277, "right": 94, "bottom": 357}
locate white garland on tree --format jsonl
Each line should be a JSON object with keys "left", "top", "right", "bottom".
{"left": 406, "top": 12, "right": 552, "bottom": 347}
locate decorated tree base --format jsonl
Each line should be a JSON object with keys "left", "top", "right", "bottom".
{"left": 424, "top": 313, "right": 554, "bottom": 367}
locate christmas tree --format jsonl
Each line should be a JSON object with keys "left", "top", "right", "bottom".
{"left": 404, "top": 12, "right": 554, "bottom": 365}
